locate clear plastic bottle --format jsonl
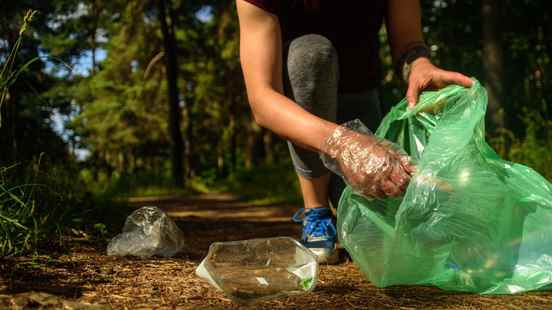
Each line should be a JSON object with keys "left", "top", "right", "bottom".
{"left": 196, "top": 237, "right": 319, "bottom": 304}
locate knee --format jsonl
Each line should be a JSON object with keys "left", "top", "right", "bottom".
{"left": 286, "top": 34, "right": 338, "bottom": 80}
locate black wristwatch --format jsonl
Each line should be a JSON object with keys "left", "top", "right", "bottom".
{"left": 398, "top": 44, "right": 431, "bottom": 82}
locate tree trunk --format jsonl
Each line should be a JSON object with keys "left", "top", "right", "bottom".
{"left": 184, "top": 92, "right": 197, "bottom": 178}
{"left": 252, "top": 129, "right": 266, "bottom": 166}
{"left": 245, "top": 123, "right": 264, "bottom": 169}
{"left": 229, "top": 94, "right": 238, "bottom": 173}
{"left": 171, "top": 6, "right": 195, "bottom": 179}
{"left": 481, "top": 0, "right": 505, "bottom": 131}
{"left": 184, "top": 98, "right": 195, "bottom": 178}
{"left": 263, "top": 131, "right": 273, "bottom": 165}
{"left": 158, "top": 0, "right": 184, "bottom": 187}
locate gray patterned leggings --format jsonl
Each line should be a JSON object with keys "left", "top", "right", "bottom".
{"left": 283, "top": 34, "right": 383, "bottom": 206}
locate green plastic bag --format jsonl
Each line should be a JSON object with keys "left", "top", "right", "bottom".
{"left": 337, "top": 79, "right": 552, "bottom": 294}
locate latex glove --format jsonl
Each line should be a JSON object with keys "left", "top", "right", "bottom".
{"left": 321, "top": 120, "right": 415, "bottom": 199}
{"left": 406, "top": 58, "right": 473, "bottom": 108}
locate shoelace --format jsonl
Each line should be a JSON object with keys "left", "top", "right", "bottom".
{"left": 292, "top": 207, "right": 337, "bottom": 239}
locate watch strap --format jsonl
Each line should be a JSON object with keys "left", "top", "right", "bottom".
{"left": 396, "top": 43, "right": 431, "bottom": 82}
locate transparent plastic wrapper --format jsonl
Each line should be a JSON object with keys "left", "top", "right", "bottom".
{"left": 107, "top": 206, "right": 185, "bottom": 258}
{"left": 195, "top": 237, "right": 319, "bottom": 304}
{"left": 338, "top": 79, "right": 552, "bottom": 294}
{"left": 321, "top": 120, "right": 413, "bottom": 199}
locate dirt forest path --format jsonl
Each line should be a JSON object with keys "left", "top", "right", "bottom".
{"left": 3, "top": 193, "right": 552, "bottom": 309}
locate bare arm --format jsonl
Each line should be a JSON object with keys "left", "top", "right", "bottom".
{"left": 386, "top": 0, "right": 424, "bottom": 64}
{"left": 386, "top": 0, "right": 472, "bottom": 107}
{"left": 236, "top": 0, "right": 337, "bottom": 152}
{"left": 237, "top": 0, "right": 414, "bottom": 198}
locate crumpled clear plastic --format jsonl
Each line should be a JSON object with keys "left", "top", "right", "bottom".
{"left": 195, "top": 237, "right": 319, "bottom": 304}
{"left": 321, "top": 119, "right": 414, "bottom": 198}
{"left": 338, "top": 79, "right": 552, "bottom": 294}
{"left": 107, "top": 206, "right": 185, "bottom": 258}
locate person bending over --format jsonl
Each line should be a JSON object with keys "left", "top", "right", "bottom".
{"left": 236, "top": 0, "right": 472, "bottom": 263}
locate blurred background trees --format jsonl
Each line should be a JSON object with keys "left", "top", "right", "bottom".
{"left": 1, "top": 0, "right": 551, "bottom": 213}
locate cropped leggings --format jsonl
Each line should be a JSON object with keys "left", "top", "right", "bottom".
{"left": 283, "top": 34, "right": 383, "bottom": 207}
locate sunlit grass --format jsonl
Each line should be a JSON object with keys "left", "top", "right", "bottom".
{"left": 0, "top": 10, "right": 62, "bottom": 256}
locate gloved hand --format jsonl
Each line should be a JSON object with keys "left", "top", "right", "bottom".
{"left": 321, "top": 120, "right": 415, "bottom": 198}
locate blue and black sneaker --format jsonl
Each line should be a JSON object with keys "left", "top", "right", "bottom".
{"left": 292, "top": 207, "right": 339, "bottom": 264}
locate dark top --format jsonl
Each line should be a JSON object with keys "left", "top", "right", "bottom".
{"left": 243, "top": 0, "right": 386, "bottom": 93}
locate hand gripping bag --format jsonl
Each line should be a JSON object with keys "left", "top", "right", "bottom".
{"left": 337, "top": 79, "right": 552, "bottom": 294}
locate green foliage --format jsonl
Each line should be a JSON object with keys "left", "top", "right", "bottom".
{"left": 0, "top": 165, "right": 42, "bottom": 256}
{"left": 0, "top": 9, "right": 94, "bottom": 256}
{"left": 491, "top": 111, "right": 552, "bottom": 181}
{"left": 62, "top": 1, "right": 264, "bottom": 185}
{"left": 221, "top": 162, "right": 301, "bottom": 205}
{"left": 87, "top": 170, "right": 194, "bottom": 198}
{"left": 0, "top": 157, "right": 91, "bottom": 256}
{"left": 0, "top": 10, "right": 46, "bottom": 256}
{"left": 1, "top": 6, "right": 73, "bottom": 165}
{"left": 0, "top": 10, "right": 39, "bottom": 126}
